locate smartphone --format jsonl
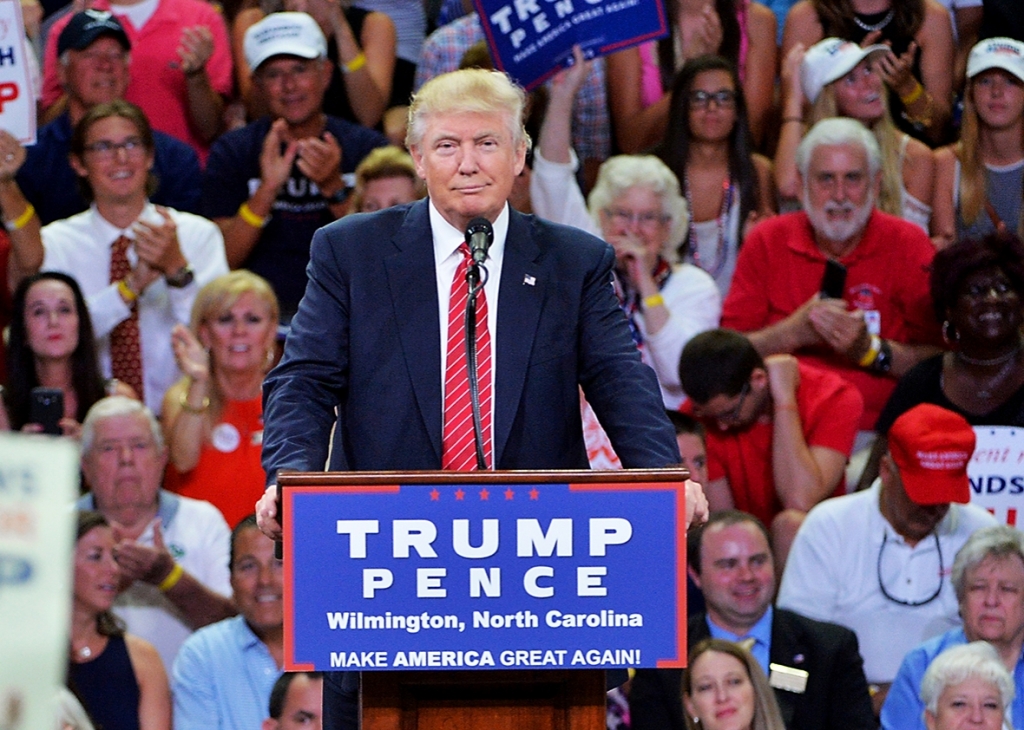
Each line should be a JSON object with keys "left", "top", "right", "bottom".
{"left": 820, "top": 259, "right": 847, "bottom": 299}
{"left": 30, "top": 387, "right": 64, "bottom": 435}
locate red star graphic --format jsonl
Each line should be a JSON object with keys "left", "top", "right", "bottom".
{"left": 504, "top": 489, "right": 515, "bottom": 500}
{"left": 429, "top": 489, "right": 440, "bottom": 501}
{"left": 455, "top": 489, "right": 465, "bottom": 501}
{"left": 529, "top": 488, "right": 540, "bottom": 500}
{"left": 479, "top": 488, "right": 490, "bottom": 500}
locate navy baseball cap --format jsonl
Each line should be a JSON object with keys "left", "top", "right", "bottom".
{"left": 57, "top": 10, "right": 131, "bottom": 57}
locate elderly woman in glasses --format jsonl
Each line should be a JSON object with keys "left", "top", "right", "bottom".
{"left": 531, "top": 48, "right": 721, "bottom": 409}
{"left": 882, "top": 524, "right": 1024, "bottom": 730}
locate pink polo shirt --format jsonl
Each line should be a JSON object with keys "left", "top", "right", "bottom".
{"left": 43, "top": 0, "right": 233, "bottom": 163}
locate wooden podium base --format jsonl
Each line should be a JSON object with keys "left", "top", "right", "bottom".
{"left": 361, "top": 669, "right": 606, "bottom": 730}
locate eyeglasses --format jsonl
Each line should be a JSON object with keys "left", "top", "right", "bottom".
{"left": 695, "top": 382, "right": 750, "bottom": 425}
{"left": 877, "top": 531, "right": 944, "bottom": 606}
{"left": 78, "top": 49, "right": 128, "bottom": 65}
{"left": 603, "top": 208, "right": 669, "bottom": 229}
{"left": 82, "top": 137, "right": 146, "bottom": 159}
{"left": 688, "top": 89, "right": 737, "bottom": 109}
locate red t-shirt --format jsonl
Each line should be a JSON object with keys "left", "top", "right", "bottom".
{"left": 685, "top": 362, "right": 863, "bottom": 528}
{"left": 722, "top": 210, "right": 938, "bottom": 430}
{"left": 42, "top": 0, "right": 234, "bottom": 163}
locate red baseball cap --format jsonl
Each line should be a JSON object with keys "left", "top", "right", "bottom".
{"left": 888, "top": 404, "right": 976, "bottom": 505}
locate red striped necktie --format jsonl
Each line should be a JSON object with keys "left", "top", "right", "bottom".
{"left": 441, "top": 243, "right": 492, "bottom": 470}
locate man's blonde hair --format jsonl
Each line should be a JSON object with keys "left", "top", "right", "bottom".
{"left": 406, "top": 68, "right": 531, "bottom": 151}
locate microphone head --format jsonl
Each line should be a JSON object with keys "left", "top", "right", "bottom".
{"left": 465, "top": 217, "right": 494, "bottom": 246}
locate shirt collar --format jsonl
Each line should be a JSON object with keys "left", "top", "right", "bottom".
{"left": 91, "top": 201, "right": 158, "bottom": 243}
{"left": 785, "top": 209, "right": 882, "bottom": 264}
{"left": 706, "top": 605, "right": 773, "bottom": 649}
{"left": 428, "top": 199, "right": 509, "bottom": 264}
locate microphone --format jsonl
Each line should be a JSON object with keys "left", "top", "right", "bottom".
{"left": 465, "top": 217, "right": 493, "bottom": 265}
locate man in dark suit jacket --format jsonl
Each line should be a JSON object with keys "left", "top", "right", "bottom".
{"left": 630, "top": 510, "right": 876, "bottom": 730}
{"left": 255, "top": 67, "right": 706, "bottom": 730}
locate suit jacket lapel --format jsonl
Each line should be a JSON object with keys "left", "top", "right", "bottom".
{"left": 769, "top": 610, "right": 802, "bottom": 727}
{"left": 384, "top": 200, "right": 443, "bottom": 463}
{"left": 494, "top": 209, "right": 542, "bottom": 466}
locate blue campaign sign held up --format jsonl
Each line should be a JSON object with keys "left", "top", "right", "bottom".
{"left": 282, "top": 474, "right": 688, "bottom": 671}
{"left": 473, "top": 0, "right": 669, "bottom": 90}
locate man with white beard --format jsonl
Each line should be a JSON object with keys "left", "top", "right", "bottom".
{"left": 720, "top": 118, "right": 941, "bottom": 435}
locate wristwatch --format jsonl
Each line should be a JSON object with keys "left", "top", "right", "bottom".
{"left": 870, "top": 339, "right": 893, "bottom": 374}
{"left": 165, "top": 265, "right": 195, "bottom": 288}
{"left": 325, "top": 186, "right": 348, "bottom": 205}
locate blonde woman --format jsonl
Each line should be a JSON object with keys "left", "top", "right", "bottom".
{"left": 163, "top": 271, "right": 279, "bottom": 528}
{"left": 346, "top": 145, "right": 425, "bottom": 214}
{"left": 683, "top": 639, "right": 787, "bottom": 730}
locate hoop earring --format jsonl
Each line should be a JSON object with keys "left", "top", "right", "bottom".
{"left": 942, "top": 320, "right": 959, "bottom": 344}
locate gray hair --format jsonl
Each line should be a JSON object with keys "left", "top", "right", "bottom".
{"left": 81, "top": 396, "right": 164, "bottom": 455}
{"left": 795, "top": 117, "right": 881, "bottom": 180}
{"left": 406, "top": 68, "right": 530, "bottom": 151}
{"left": 920, "top": 642, "right": 1014, "bottom": 715}
{"left": 953, "top": 524, "right": 1024, "bottom": 602}
{"left": 586, "top": 154, "right": 690, "bottom": 264}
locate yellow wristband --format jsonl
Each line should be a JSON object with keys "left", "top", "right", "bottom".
{"left": 178, "top": 389, "right": 211, "bottom": 414}
{"left": 900, "top": 82, "right": 924, "bottom": 106}
{"left": 858, "top": 335, "right": 882, "bottom": 368}
{"left": 342, "top": 51, "right": 367, "bottom": 73}
{"left": 117, "top": 278, "right": 138, "bottom": 304}
{"left": 158, "top": 562, "right": 184, "bottom": 592}
{"left": 4, "top": 202, "right": 34, "bottom": 231}
{"left": 642, "top": 293, "right": 665, "bottom": 309}
{"left": 238, "top": 201, "right": 267, "bottom": 228}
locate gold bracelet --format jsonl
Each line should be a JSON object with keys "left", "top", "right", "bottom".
{"left": 858, "top": 335, "right": 882, "bottom": 368}
{"left": 178, "top": 389, "right": 211, "bottom": 414}
{"left": 642, "top": 293, "right": 665, "bottom": 309}
{"left": 117, "top": 278, "right": 138, "bottom": 304}
{"left": 158, "top": 562, "right": 184, "bottom": 592}
{"left": 899, "top": 82, "right": 924, "bottom": 106}
{"left": 342, "top": 51, "right": 367, "bottom": 73}
{"left": 4, "top": 202, "right": 34, "bottom": 231}
{"left": 238, "top": 201, "right": 267, "bottom": 228}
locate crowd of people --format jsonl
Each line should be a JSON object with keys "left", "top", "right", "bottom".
{"left": 4, "top": 0, "right": 1024, "bottom": 727}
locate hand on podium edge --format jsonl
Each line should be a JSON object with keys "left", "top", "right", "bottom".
{"left": 256, "top": 483, "right": 282, "bottom": 541}
{"left": 686, "top": 479, "right": 709, "bottom": 530}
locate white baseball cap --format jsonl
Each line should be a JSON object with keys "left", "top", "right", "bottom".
{"left": 800, "top": 37, "right": 889, "bottom": 104}
{"left": 967, "top": 37, "right": 1024, "bottom": 83}
{"left": 244, "top": 12, "right": 327, "bottom": 73}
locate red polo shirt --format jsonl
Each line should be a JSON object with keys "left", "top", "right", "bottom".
{"left": 722, "top": 210, "right": 938, "bottom": 430}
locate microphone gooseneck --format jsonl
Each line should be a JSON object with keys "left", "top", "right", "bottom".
{"left": 465, "top": 217, "right": 494, "bottom": 266}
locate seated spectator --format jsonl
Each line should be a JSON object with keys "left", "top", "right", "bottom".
{"left": 263, "top": 672, "right": 323, "bottom": 730}
{"left": 775, "top": 38, "right": 933, "bottom": 232}
{"left": 14, "top": 11, "right": 201, "bottom": 225}
{"left": 346, "top": 145, "right": 424, "bottom": 214}
{"left": 781, "top": 0, "right": 954, "bottom": 145}
{"left": 76, "top": 396, "right": 235, "bottom": 670}
{"left": 859, "top": 232, "right": 1024, "bottom": 489}
{"left": 530, "top": 49, "right": 720, "bottom": 409}
{"left": 0, "top": 101, "right": 229, "bottom": 414}
{"left": 414, "top": 10, "right": 610, "bottom": 191}
{"left": 172, "top": 516, "right": 283, "bottom": 730}
{"left": 683, "top": 639, "right": 788, "bottom": 730}
{"left": 40, "top": 0, "right": 233, "bottom": 162}
{"left": 722, "top": 117, "right": 941, "bottom": 433}
{"left": 777, "top": 404, "right": 998, "bottom": 712}
{"left": 233, "top": 0, "right": 396, "bottom": 129}
{"left": 667, "top": 411, "right": 709, "bottom": 487}
{"left": 1, "top": 273, "right": 135, "bottom": 437}
{"left": 631, "top": 510, "right": 876, "bottom": 730}
{"left": 163, "top": 271, "right": 278, "bottom": 529}
{"left": 920, "top": 642, "right": 1015, "bottom": 730}
{"left": 604, "top": 0, "right": 777, "bottom": 151}
{"left": 203, "top": 12, "right": 387, "bottom": 324}
{"left": 932, "top": 38, "right": 1024, "bottom": 248}
{"left": 679, "top": 329, "right": 863, "bottom": 564}
{"left": 69, "top": 510, "right": 170, "bottom": 730}
{"left": 659, "top": 55, "right": 776, "bottom": 295}
{"left": 883, "top": 524, "right": 1024, "bottom": 730}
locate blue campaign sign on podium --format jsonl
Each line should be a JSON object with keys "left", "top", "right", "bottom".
{"left": 281, "top": 471, "right": 688, "bottom": 672}
{"left": 473, "top": 0, "right": 669, "bottom": 90}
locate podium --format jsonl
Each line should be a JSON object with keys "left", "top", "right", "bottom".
{"left": 279, "top": 469, "right": 689, "bottom": 730}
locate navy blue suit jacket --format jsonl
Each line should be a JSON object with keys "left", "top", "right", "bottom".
{"left": 261, "top": 199, "right": 680, "bottom": 477}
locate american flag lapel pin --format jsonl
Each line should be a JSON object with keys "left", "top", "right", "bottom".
{"left": 523, "top": 274, "right": 536, "bottom": 286}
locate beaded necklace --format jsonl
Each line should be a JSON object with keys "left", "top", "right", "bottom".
{"left": 685, "top": 173, "right": 733, "bottom": 279}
